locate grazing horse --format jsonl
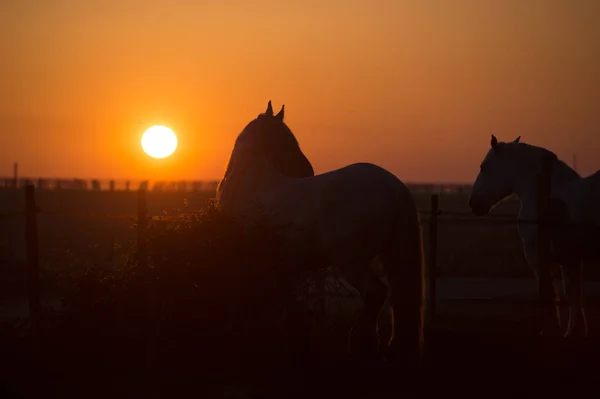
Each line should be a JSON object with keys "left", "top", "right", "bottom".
{"left": 216, "top": 104, "right": 426, "bottom": 366}
{"left": 469, "top": 135, "right": 600, "bottom": 337}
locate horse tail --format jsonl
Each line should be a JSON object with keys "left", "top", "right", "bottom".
{"left": 382, "top": 194, "right": 426, "bottom": 368}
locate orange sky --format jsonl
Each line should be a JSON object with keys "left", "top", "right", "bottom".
{"left": 1, "top": 0, "right": 599, "bottom": 183}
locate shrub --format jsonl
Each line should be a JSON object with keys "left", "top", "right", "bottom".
{"left": 37, "top": 200, "right": 315, "bottom": 382}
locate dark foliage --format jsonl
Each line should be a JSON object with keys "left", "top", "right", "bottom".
{"left": 0, "top": 201, "right": 320, "bottom": 397}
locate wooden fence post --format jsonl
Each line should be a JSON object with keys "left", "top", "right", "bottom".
{"left": 535, "top": 163, "right": 558, "bottom": 338}
{"left": 428, "top": 195, "right": 439, "bottom": 331}
{"left": 138, "top": 188, "right": 159, "bottom": 372}
{"left": 25, "top": 185, "right": 41, "bottom": 349}
{"left": 137, "top": 189, "right": 151, "bottom": 366}
{"left": 137, "top": 189, "right": 148, "bottom": 267}
{"left": 13, "top": 162, "right": 18, "bottom": 189}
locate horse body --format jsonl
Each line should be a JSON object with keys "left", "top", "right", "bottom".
{"left": 469, "top": 135, "right": 600, "bottom": 337}
{"left": 546, "top": 170, "right": 600, "bottom": 260}
{"left": 516, "top": 157, "right": 597, "bottom": 255}
{"left": 217, "top": 104, "right": 425, "bottom": 366}
{"left": 248, "top": 162, "right": 415, "bottom": 268}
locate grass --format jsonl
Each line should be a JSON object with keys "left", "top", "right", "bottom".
{"left": 4, "top": 186, "right": 600, "bottom": 305}
{"left": 0, "top": 188, "right": 534, "bottom": 287}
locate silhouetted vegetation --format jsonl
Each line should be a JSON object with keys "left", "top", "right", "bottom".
{"left": 3, "top": 193, "right": 600, "bottom": 397}
{"left": 1, "top": 201, "right": 326, "bottom": 397}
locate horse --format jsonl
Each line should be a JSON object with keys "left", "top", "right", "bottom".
{"left": 217, "top": 101, "right": 395, "bottom": 343}
{"left": 217, "top": 101, "right": 314, "bottom": 190}
{"left": 469, "top": 135, "right": 600, "bottom": 337}
{"left": 217, "top": 102, "right": 323, "bottom": 313}
{"left": 216, "top": 104, "right": 426, "bottom": 367}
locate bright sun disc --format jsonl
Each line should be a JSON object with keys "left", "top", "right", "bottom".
{"left": 141, "top": 126, "right": 178, "bottom": 158}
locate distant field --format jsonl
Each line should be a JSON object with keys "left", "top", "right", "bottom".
{"left": 0, "top": 188, "right": 214, "bottom": 264}
{"left": 0, "top": 188, "right": 555, "bottom": 277}
{"left": 1, "top": 187, "right": 597, "bottom": 298}
{"left": 3, "top": 187, "right": 600, "bottom": 398}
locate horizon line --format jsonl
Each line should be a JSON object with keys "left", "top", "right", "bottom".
{"left": 0, "top": 175, "right": 476, "bottom": 186}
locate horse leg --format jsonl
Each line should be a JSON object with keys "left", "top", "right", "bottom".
{"left": 561, "top": 260, "right": 588, "bottom": 338}
{"left": 368, "top": 257, "right": 394, "bottom": 355}
{"left": 342, "top": 261, "right": 389, "bottom": 358}
{"left": 524, "top": 241, "right": 562, "bottom": 336}
{"left": 376, "top": 279, "right": 394, "bottom": 355}
{"left": 550, "top": 262, "right": 565, "bottom": 331}
{"left": 380, "top": 218, "right": 426, "bottom": 369}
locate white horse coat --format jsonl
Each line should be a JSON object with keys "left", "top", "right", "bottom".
{"left": 470, "top": 135, "right": 600, "bottom": 337}
{"left": 217, "top": 108, "right": 426, "bottom": 366}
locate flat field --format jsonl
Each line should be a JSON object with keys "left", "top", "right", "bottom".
{"left": 0, "top": 187, "right": 553, "bottom": 282}
{"left": 2, "top": 188, "right": 600, "bottom": 398}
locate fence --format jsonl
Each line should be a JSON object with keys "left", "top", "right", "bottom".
{"left": 2, "top": 169, "right": 597, "bottom": 365}
{"left": 0, "top": 177, "right": 220, "bottom": 193}
{"left": 0, "top": 177, "right": 470, "bottom": 195}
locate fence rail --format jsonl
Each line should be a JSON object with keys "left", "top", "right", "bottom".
{"left": 0, "top": 177, "right": 220, "bottom": 193}
{"left": 0, "top": 177, "right": 471, "bottom": 194}
{"left": 0, "top": 209, "right": 180, "bottom": 221}
{"left": 1, "top": 206, "right": 598, "bottom": 229}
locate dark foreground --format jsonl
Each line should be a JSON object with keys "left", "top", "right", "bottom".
{"left": 2, "top": 191, "right": 600, "bottom": 397}
{"left": 2, "top": 335, "right": 600, "bottom": 398}
{"left": 2, "top": 309, "right": 600, "bottom": 399}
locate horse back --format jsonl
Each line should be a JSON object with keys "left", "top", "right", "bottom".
{"left": 582, "top": 170, "right": 600, "bottom": 224}
{"left": 320, "top": 162, "right": 414, "bottom": 207}
{"left": 550, "top": 170, "right": 600, "bottom": 262}
{"left": 277, "top": 162, "right": 415, "bottom": 237}
{"left": 586, "top": 170, "right": 600, "bottom": 200}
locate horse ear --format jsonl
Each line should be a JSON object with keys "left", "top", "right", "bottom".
{"left": 491, "top": 134, "right": 498, "bottom": 150}
{"left": 275, "top": 105, "right": 284, "bottom": 121}
{"left": 266, "top": 101, "right": 274, "bottom": 116}
{"left": 513, "top": 136, "right": 521, "bottom": 143}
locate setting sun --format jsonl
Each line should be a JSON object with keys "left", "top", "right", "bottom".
{"left": 141, "top": 126, "right": 178, "bottom": 159}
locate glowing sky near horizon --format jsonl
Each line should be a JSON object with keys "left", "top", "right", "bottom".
{"left": 1, "top": 0, "right": 599, "bottom": 183}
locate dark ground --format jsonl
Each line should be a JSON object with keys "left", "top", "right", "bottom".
{"left": 2, "top": 312, "right": 600, "bottom": 398}
{"left": 2, "top": 188, "right": 600, "bottom": 397}
{"left": 0, "top": 188, "right": 569, "bottom": 289}
{"left": 3, "top": 285, "right": 600, "bottom": 398}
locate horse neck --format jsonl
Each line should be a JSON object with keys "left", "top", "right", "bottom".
{"left": 242, "top": 149, "right": 283, "bottom": 184}
{"left": 220, "top": 148, "right": 284, "bottom": 205}
{"left": 510, "top": 157, "right": 580, "bottom": 209}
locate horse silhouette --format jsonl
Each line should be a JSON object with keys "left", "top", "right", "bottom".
{"left": 217, "top": 102, "right": 426, "bottom": 367}
{"left": 470, "top": 134, "right": 600, "bottom": 337}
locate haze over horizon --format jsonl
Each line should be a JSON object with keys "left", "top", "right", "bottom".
{"left": 2, "top": 0, "right": 599, "bottom": 184}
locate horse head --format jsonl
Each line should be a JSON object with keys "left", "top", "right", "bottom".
{"left": 233, "top": 101, "right": 314, "bottom": 179}
{"left": 469, "top": 134, "right": 567, "bottom": 216}
{"left": 217, "top": 101, "right": 314, "bottom": 205}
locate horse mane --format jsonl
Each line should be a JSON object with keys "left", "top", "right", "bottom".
{"left": 216, "top": 142, "right": 262, "bottom": 203}
{"left": 217, "top": 114, "right": 267, "bottom": 195}
{"left": 550, "top": 153, "right": 580, "bottom": 180}
{"left": 217, "top": 110, "right": 313, "bottom": 196}
{"left": 507, "top": 142, "right": 580, "bottom": 180}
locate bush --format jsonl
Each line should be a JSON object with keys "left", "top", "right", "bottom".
{"left": 0, "top": 239, "right": 27, "bottom": 300}
{"left": 26, "top": 200, "right": 317, "bottom": 386}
